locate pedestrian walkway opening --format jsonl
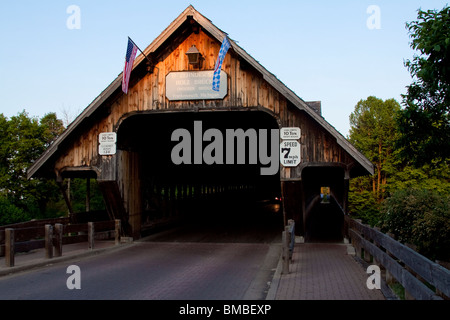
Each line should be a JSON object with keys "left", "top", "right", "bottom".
{"left": 302, "top": 166, "right": 345, "bottom": 242}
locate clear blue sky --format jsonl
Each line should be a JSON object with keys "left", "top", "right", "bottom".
{"left": 0, "top": 0, "right": 448, "bottom": 137}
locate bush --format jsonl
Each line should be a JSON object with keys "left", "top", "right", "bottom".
{"left": 0, "top": 195, "right": 32, "bottom": 226}
{"left": 380, "top": 189, "right": 450, "bottom": 261}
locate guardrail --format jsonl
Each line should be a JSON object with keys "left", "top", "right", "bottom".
{"left": 1, "top": 219, "right": 121, "bottom": 267}
{"left": 282, "top": 219, "right": 295, "bottom": 274}
{"left": 345, "top": 215, "right": 450, "bottom": 300}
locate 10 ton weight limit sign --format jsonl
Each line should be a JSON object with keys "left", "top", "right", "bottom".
{"left": 280, "top": 127, "right": 301, "bottom": 167}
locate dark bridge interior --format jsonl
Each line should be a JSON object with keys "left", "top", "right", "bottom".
{"left": 117, "top": 111, "right": 284, "bottom": 242}
{"left": 116, "top": 111, "right": 346, "bottom": 242}
{"left": 302, "top": 166, "right": 345, "bottom": 242}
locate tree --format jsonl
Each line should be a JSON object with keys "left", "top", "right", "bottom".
{"left": 398, "top": 6, "right": 450, "bottom": 166}
{"left": 0, "top": 111, "right": 65, "bottom": 222}
{"left": 349, "top": 96, "right": 402, "bottom": 203}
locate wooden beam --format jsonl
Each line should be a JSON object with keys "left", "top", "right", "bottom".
{"left": 57, "top": 180, "right": 74, "bottom": 217}
{"left": 86, "top": 178, "right": 91, "bottom": 212}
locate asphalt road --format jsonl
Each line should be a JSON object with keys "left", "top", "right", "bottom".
{"left": 0, "top": 203, "right": 283, "bottom": 300}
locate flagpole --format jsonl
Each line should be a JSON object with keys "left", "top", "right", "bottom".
{"left": 128, "top": 37, "right": 152, "bottom": 65}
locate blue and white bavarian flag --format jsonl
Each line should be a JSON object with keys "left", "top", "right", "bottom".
{"left": 212, "top": 36, "right": 231, "bottom": 91}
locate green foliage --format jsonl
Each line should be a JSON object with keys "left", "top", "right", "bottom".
{"left": 398, "top": 6, "right": 450, "bottom": 166}
{"left": 348, "top": 95, "right": 450, "bottom": 263}
{"left": 348, "top": 176, "right": 381, "bottom": 226}
{"left": 348, "top": 96, "right": 403, "bottom": 226}
{"left": 349, "top": 96, "right": 402, "bottom": 203}
{"left": 0, "top": 111, "right": 65, "bottom": 223}
{"left": 387, "top": 160, "right": 450, "bottom": 195}
{"left": 349, "top": 97, "right": 401, "bottom": 166}
{"left": 69, "top": 178, "right": 105, "bottom": 213}
{"left": 0, "top": 195, "right": 32, "bottom": 225}
{"left": 380, "top": 189, "right": 450, "bottom": 261}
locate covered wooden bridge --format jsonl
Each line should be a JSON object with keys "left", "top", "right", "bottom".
{"left": 27, "top": 6, "right": 373, "bottom": 241}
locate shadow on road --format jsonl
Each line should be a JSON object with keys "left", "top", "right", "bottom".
{"left": 142, "top": 200, "right": 284, "bottom": 244}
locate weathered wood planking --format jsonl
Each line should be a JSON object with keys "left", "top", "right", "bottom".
{"left": 117, "top": 150, "right": 142, "bottom": 239}
{"left": 53, "top": 30, "right": 291, "bottom": 175}
{"left": 52, "top": 29, "right": 357, "bottom": 185}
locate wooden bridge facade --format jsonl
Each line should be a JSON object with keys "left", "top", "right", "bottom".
{"left": 27, "top": 6, "right": 373, "bottom": 239}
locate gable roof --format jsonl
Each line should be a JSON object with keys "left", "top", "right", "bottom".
{"left": 27, "top": 5, "right": 373, "bottom": 179}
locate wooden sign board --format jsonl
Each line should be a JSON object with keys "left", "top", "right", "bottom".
{"left": 166, "top": 71, "right": 227, "bottom": 101}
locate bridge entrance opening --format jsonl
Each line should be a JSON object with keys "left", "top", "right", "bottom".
{"left": 302, "top": 166, "right": 345, "bottom": 242}
{"left": 117, "top": 110, "right": 283, "bottom": 242}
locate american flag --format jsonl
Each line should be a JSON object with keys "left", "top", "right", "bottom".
{"left": 122, "top": 37, "right": 138, "bottom": 94}
{"left": 212, "top": 36, "right": 231, "bottom": 91}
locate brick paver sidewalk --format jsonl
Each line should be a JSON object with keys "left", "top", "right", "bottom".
{"left": 273, "top": 243, "right": 385, "bottom": 300}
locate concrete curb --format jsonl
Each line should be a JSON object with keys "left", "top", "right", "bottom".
{"left": 265, "top": 251, "right": 283, "bottom": 300}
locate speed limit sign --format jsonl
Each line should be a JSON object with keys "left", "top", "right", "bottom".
{"left": 280, "top": 140, "right": 300, "bottom": 167}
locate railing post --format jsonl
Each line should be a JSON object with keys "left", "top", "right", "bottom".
{"left": 115, "top": 219, "right": 121, "bottom": 245}
{"left": 282, "top": 226, "right": 290, "bottom": 274}
{"left": 54, "top": 223, "right": 63, "bottom": 257}
{"left": 385, "top": 232, "right": 396, "bottom": 285}
{"left": 88, "top": 222, "right": 94, "bottom": 250}
{"left": 404, "top": 243, "right": 418, "bottom": 300}
{"left": 373, "top": 227, "right": 381, "bottom": 266}
{"left": 5, "top": 228, "right": 14, "bottom": 267}
{"left": 363, "top": 224, "right": 372, "bottom": 263}
{"left": 45, "top": 224, "right": 53, "bottom": 259}
{"left": 288, "top": 219, "right": 295, "bottom": 260}
{"left": 354, "top": 219, "right": 362, "bottom": 258}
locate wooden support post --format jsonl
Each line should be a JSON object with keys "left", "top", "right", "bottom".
{"left": 5, "top": 228, "right": 14, "bottom": 267}
{"left": 57, "top": 180, "right": 74, "bottom": 222}
{"left": 115, "top": 219, "right": 121, "bottom": 245}
{"left": 54, "top": 223, "right": 63, "bottom": 257}
{"left": 88, "top": 222, "right": 94, "bottom": 250}
{"left": 45, "top": 224, "right": 53, "bottom": 259}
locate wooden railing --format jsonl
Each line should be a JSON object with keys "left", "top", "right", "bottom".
{"left": 345, "top": 215, "right": 450, "bottom": 300}
{"left": 1, "top": 219, "right": 121, "bottom": 267}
